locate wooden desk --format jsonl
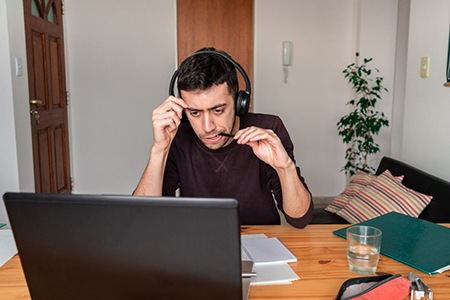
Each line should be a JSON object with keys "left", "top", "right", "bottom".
{"left": 1, "top": 224, "right": 449, "bottom": 299}
{"left": 244, "top": 225, "right": 450, "bottom": 299}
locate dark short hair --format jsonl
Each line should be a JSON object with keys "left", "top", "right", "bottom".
{"left": 177, "top": 47, "right": 238, "bottom": 97}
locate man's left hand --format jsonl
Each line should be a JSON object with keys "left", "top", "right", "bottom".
{"left": 234, "top": 126, "right": 292, "bottom": 170}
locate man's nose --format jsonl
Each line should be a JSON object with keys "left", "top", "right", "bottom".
{"left": 202, "top": 113, "right": 216, "bottom": 133}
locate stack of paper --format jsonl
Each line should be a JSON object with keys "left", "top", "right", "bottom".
{"left": 241, "top": 234, "right": 299, "bottom": 286}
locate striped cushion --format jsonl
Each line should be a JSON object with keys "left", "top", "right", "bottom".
{"left": 325, "top": 171, "right": 404, "bottom": 214}
{"left": 325, "top": 171, "right": 377, "bottom": 214}
{"left": 337, "top": 170, "right": 433, "bottom": 224}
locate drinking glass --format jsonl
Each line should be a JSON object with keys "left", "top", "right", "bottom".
{"left": 347, "top": 226, "right": 382, "bottom": 274}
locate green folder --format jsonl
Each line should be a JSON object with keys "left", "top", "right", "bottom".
{"left": 0, "top": 223, "right": 5, "bottom": 229}
{"left": 333, "top": 212, "right": 450, "bottom": 275}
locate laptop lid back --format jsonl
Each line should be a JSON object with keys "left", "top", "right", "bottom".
{"left": 4, "top": 192, "right": 242, "bottom": 300}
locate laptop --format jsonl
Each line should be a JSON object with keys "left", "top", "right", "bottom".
{"left": 3, "top": 192, "right": 247, "bottom": 300}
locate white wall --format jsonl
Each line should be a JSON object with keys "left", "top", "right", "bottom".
{"left": 3, "top": 0, "right": 34, "bottom": 195}
{"left": 254, "top": 0, "right": 398, "bottom": 196}
{"left": 65, "top": 1, "right": 177, "bottom": 194}
{"left": 1, "top": 0, "right": 34, "bottom": 227}
{"left": 402, "top": 0, "right": 450, "bottom": 180}
{"left": 63, "top": 0, "right": 399, "bottom": 197}
{"left": 391, "top": 0, "right": 411, "bottom": 158}
{"left": 0, "top": 0, "right": 19, "bottom": 227}
{"left": 2, "top": 0, "right": 450, "bottom": 212}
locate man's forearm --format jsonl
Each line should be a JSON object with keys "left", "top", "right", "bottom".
{"left": 133, "top": 147, "right": 169, "bottom": 196}
{"left": 276, "top": 161, "right": 311, "bottom": 218}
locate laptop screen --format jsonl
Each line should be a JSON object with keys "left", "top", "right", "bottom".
{"left": 4, "top": 193, "right": 243, "bottom": 300}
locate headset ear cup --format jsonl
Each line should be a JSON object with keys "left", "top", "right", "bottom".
{"left": 235, "top": 91, "right": 250, "bottom": 116}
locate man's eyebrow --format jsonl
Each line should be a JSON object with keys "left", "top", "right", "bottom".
{"left": 185, "top": 103, "right": 227, "bottom": 112}
{"left": 208, "top": 103, "right": 227, "bottom": 110}
{"left": 185, "top": 107, "right": 200, "bottom": 112}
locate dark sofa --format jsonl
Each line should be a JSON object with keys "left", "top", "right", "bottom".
{"left": 311, "top": 156, "right": 450, "bottom": 224}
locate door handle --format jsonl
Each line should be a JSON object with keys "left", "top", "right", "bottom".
{"left": 30, "top": 109, "right": 41, "bottom": 124}
{"left": 30, "top": 99, "right": 42, "bottom": 105}
{"left": 29, "top": 100, "right": 42, "bottom": 124}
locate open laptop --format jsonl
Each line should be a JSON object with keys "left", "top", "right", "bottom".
{"left": 3, "top": 192, "right": 248, "bottom": 300}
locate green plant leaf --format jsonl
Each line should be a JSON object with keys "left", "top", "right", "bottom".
{"left": 337, "top": 53, "right": 389, "bottom": 176}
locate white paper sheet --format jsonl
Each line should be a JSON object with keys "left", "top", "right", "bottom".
{"left": 242, "top": 237, "right": 297, "bottom": 265}
{"left": 241, "top": 234, "right": 300, "bottom": 286}
{"left": 241, "top": 234, "right": 267, "bottom": 260}
{"left": 250, "top": 263, "right": 299, "bottom": 286}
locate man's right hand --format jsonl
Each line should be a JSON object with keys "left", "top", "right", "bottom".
{"left": 133, "top": 96, "right": 188, "bottom": 196}
{"left": 151, "top": 96, "right": 188, "bottom": 152}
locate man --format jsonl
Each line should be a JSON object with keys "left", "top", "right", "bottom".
{"left": 134, "top": 48, "right": 313, "bottom": 228}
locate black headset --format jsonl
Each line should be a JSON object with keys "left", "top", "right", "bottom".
{"left": 168, "top": 50, "right": 251, "bottom": 116}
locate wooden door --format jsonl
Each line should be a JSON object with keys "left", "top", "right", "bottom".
{"left": 23, "top": 0, "right": 71, "bottom": 193}
{"left": 177, "top": 0, "right": 254, "bottom": 109}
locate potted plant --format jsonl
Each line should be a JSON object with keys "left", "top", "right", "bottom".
{"left": 337, "top": 53, "right": 389, "bottom": 176}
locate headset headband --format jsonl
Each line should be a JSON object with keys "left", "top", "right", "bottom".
{"left": 168, "top": 50, "right": 251, "bottom": 116}
{"left": 169, "top": 50, "right": 251, "bottom": 96}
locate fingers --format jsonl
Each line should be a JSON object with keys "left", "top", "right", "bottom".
{"left": 154, "top": 96, "right": 188, "bottom": 119}
{"left": 235, "top": 126, "right": 292, "bottom": 169}
{"left": 152, "top": 112, "right": 180, "bottom": 133}
{"left": 153, "top": 97, "right": 187, "bottom": 127}
{"left": 234, "top": 126, "right": 278, "bottom": 145}
{"left": 235, "top": 126, "right": 280, "bottom": 153}
{"left": 151, "top": 97, "right": 189, "bottom": 146}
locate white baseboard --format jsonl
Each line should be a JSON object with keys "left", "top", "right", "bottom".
{"left": 313, "top": 196, "right": 334, "bottom": 208}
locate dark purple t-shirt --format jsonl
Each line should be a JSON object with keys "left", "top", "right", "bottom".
{"left": 162, "top": 113, "right": 313, "bottom": 228}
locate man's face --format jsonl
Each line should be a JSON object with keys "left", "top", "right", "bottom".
{"left": 181, "top": 82, "right": 238, "bottom": 150}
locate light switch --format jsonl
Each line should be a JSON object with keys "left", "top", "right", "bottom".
{"left": 420, "top": 56, "right": 430, "bottom": 78}
{"left": 15, "top": 57, "right": 23, "bottom": 77}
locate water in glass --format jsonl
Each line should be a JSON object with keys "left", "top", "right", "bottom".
{"left": 347, "top": 243, "right": 380, "bottom": 274}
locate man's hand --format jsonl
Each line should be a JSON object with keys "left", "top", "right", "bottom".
{"left": 151, "top": 96, "right": 188, "bottom": 152}
{"left": 234, "top": 126, "right": 311, "bottom": 221}
{"left": 234, "top": 126, "right": 292, "bottom": 171}
{"left": 134, "top": 97, "right": 188, "bottom": 197}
